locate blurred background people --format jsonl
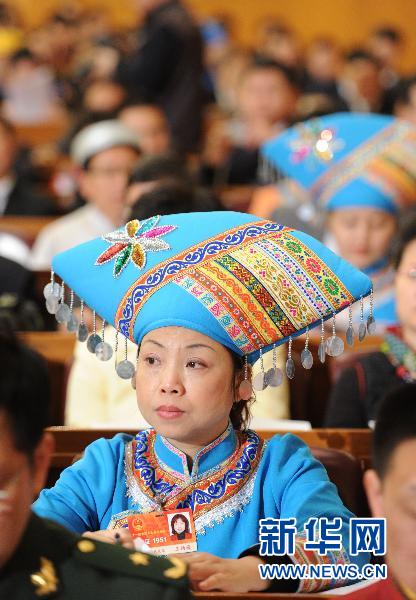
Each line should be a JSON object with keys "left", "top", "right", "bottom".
{"left": 118, "top": 102, "right": 171, "bottom": 155}
{"left": 0, "top": 116, "right": 57, "bottom": 216}
{"left": 255, "top": 20, "right": 301, "bottom": 69}
{"left": 124, "top": 153, "right": 197, "bottom": 209}
{"left": 338, "top": 49, "right": 385, "bottom": 113}
{"left": 200, "top": 57, "right": 299, "bottom": 187}
{"left": 326, "top": 216, "right": 416, "bottom": 428}
{"left": 301, "top": 38, "right": 346, "bottom": 109}
{"left": 393, "top": 74, "right": 416, "bottom": 126}
{"left": 1, "top": 47, "right": 65, "bottom": 125}
{"left": 367, "top": 26, "right": 403, "bottom": 91}
{"left": 114, "top": 0, "right": 204, "bottom": 154}
{"left": 30, "top": 120, "right": 140, "bottom": 269}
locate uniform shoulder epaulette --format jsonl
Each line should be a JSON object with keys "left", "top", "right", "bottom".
{"left": 74, "top": 538, "right": 188, "bottom": 586}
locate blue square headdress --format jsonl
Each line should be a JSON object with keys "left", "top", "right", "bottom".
{"left": 45, "top": 211, "right": 373, "bottom": 390}
{"left": 260, "top": 112, "right": 416, "bottom": 214}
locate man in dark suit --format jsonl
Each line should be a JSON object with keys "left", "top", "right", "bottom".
{"left": 0, "top": 116, "right": 58, "bottom": 216}
{"left": 0, "top": 332, "right": 190, "bottom": 599}
{"left": 115, "top": 0, "right": 203, "bottom": 154}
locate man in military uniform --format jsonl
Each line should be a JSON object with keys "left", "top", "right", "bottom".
{"left": 0, "top": 331, "right": 190, "bottom": 599}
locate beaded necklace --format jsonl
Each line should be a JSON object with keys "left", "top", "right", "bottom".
{"left": 381, "top": 329, "right": 416, "bottom": 383}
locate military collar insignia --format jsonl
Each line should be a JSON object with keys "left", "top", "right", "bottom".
{"left": 129, "top": 552, "right": 150, "bottom": 566}
{"left": 30, "top": 557, "right": 59, "bottom": 597}
{"left": 95, "top": 216, "right": 177, "bottom": 277}
{"left": 163, "top": 557, "right": 187, "bottom": 579}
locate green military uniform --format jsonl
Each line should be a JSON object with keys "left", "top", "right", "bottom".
{"left": 0, "top": 513, "right": 191, "bottom": 599}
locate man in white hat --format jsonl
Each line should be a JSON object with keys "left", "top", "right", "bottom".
{"left": 30, "top": 121, "right": 140, "bottom": 270}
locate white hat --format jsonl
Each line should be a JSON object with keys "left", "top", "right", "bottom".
{"left": 70, "top": 120, "right": 140, "bottom": 167}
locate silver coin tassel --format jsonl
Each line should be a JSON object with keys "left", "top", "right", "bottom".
{"left": 326, "top": 312, "right": 344, "bottom": 357}
{"left": 44, "top": 269, "right": 60, "bottom": 314}
{"left": 115, "top": 331, "right": 135, "bottom": 379}
{"left": 95, "top": 319, "right": 113, "bottom": 361}
{"left": 265, "top": 343, "right": 283, "bottom": 387}
{"left": 286, "top": 336, "right": 295, "bottom": 379}
{"left": 367, "top": 288, "right": 376, "bottom": 335}
{"left": 66, "top": 290, "right": 79, "bottom": 332}
{"left": 87, "top": 310, "right": 102, "bottom": 353}
{"left": 318, "top": 317, "right": 326, "bottom": 363}
{"left": 346, "top": 303, "right": 355, "bottom": 346}
{"left": 77, "top": 299, "right": 89, "bottom": 342}
{"left": 55, "top": 281, "right": 71, "bottom": 324}
{"left": 238, "top": 355, "right": 252, "bottom": 399}
{"left": 252, "top": 346, "right": 266, "bottom": 391}
{"left": 301, "top": 327, "right": 313, "bottom": 369}
{"left": 358, "top": 296, "right": 366, "bottom": 342}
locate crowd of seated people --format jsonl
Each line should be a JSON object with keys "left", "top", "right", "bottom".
{"left": 2, "top": 2, "right": 416, "bottom": 597}
{"left": 0, "top": 0, "right": 414, "bottom": 425}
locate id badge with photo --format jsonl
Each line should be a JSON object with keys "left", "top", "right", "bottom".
{"left": 128, "top": 508, "right": 197, "bottom": 556}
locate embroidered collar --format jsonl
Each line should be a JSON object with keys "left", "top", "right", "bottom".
{"left": 123, "top": 426, "right": 265, "bottom": 531}
{"left": 154, "top": 422, "right": 236, "bottom": 480}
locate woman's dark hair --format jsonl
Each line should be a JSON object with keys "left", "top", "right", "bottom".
{"left": 0, "top": 331, "right": 50, "bottom": 457}
{"left": 171, "top": 513, "right": 190, "bottom": 535}
{"left": 229, "top": 351, "right": 254, "bottom": 431}
{"left": 129, "top": 181, "right": 223, "bottom": 221}
{"left": 392, "top": 214, "right": 416, "bottom": 269}
{"left": 128, "top": 154, "right": 191, "bottom": 186}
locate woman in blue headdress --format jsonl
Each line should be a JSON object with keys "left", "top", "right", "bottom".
{"left": 34, "top": 211, "right": 372, "bottom": 593}
{"left": 260, "top": 113, "right": 416, "bottom": 332}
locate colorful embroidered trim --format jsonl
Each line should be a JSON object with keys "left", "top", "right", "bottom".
{"left": 126, "top": 428, "right": 264, "bottom": 526}
{"left": 294, "top": 533, "right": 350, "bottom": 592}
{"left": 175, "top": 232, "right": 353, "bottom": 352}
{"left": 108, "top": 509, "right": 142, "bottom": 530}
{"left": 115, "top": 220, "right": 284, "bottom": 340}
{"left": 96, "top": 216, "right": 176, "bottom": 277}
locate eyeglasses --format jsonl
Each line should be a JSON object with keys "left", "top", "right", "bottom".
{"left": 86, "top": 167, "right": 131, "bottom": 178}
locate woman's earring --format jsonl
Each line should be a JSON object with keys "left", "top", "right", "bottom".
{"left": 238, "top": 355, "right": 252, "bottom": 400}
